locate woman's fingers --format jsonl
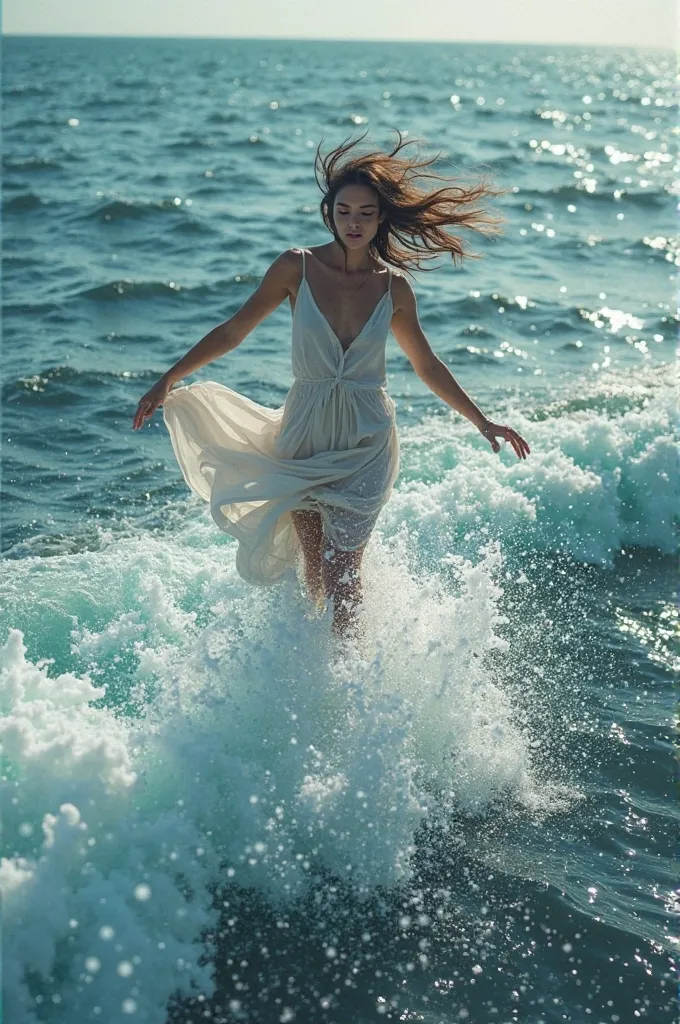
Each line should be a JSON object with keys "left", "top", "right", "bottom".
{"left": 133, "top": 397, "right": 157, "bottom": 430}
{"left": 506, "top": 428, "right": 530, "bottom": 459}
{"left": 505, "top": 429, "right": 524, "bottom": 460}
{"left": 133, "top": 402, "right": 146, "bottom": 430}
{"left": 133, "top": 381, "right": 170, "bottom": 429}
{"left": 484, "top": 422, "right": 531, "bottom": 459}
{"left": 511, "top": 429, "right": 531, "bottom": 458}
{"left": 504, "top": 429, "right": 520, "bottom": 459}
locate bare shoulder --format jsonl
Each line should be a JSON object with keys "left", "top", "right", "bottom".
{"left": 389, "top": 269, "right": 416, "bottom": 314}
{"left": 262, "top": 248, "right": 304, "bottom": 292}
{"left": 273, "top": 248, "right": 304, "bottom": 272}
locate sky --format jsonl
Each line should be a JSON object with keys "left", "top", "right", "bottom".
{"left": 3, "top": 0, "right": 675, "bottom": 48}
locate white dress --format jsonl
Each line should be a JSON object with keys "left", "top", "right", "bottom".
{"left": 163, "top": 248, "right": 400, "bottom": 584}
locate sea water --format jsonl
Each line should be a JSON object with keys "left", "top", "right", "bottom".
{"left": 2, "top": 36, "right": 677, "bottom": 1024}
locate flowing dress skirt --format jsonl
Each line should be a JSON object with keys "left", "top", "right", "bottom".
{"left": 163, "top": 377, "right": 399, "bottom": 585}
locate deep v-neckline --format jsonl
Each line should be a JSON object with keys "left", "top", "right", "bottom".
{"left": 300, "top": 249, "right": 392, "bottom": 355}
{"left": 304, "top": 280, "right": 391, "bottom": 355}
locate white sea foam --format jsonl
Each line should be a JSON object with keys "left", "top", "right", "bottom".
{"left": 1, "top": 527, "right": 558, "bottom": 1023}
{"left": 1, "top": 371, "right": 672, "bottom": 1021}
{"left": 391, "top": 371, "right": 677, "bottom": 566}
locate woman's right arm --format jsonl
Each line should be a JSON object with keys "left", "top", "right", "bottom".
{"left": 132, "top": 249, "right": 298, "bottom": 430}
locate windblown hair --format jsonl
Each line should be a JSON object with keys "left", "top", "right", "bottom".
{"left": 314, "top": 129, "right": 505, "bottom": 274}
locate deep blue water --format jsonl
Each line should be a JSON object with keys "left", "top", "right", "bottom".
{"left": 1, "top": 35, "right": 677, "bottom": 1024}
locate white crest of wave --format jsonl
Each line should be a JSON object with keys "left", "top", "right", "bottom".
{"left": 391, "top": 371, "right": 677, "bottom": 566}
{"left": 0, "top": 530, "right": 562, "bottom": 1023}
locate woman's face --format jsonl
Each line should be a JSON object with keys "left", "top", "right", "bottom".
{"left": 332, "top": 183, "right": 384, "bottom": 249}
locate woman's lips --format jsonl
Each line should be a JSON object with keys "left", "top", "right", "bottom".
{"left": 346, "top": 233, "right": 362, "bottom": 239}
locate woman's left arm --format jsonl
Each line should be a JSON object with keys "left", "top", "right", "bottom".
{"left": 390, "top": 275, "right": 530, "bottom": 460}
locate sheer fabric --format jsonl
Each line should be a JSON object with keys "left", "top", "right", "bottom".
{"left": 163, "top": 249, "right": 400, "bottom": 584}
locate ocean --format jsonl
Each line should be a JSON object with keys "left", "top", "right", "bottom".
{"left": 1, "top": 34, "right": 677, "bottom": 1024}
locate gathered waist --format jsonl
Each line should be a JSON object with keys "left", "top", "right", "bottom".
{"left": 293, "top": 375, "right": 386, "bottom": 392}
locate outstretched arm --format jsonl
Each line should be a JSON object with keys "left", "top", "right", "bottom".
{"left": 389, "top": 276, "right": 530, "bottom": 460}
{"left": 132, "top": 249, "right": 299, "bottom": 430}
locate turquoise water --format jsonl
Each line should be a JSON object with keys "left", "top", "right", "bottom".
{"left": 2, "top": 35, "right": 677, "bottom": 1024}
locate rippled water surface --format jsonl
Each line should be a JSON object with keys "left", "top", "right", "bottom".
{"left": 2, "top": 35, "right": 677, "bottom": 1024}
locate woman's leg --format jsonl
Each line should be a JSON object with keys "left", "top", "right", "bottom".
{"left": 291, "top": 508, "right": 325, "bottom": 605}
{"left": 323, "top": 544, "right": 366, "bottom": 637}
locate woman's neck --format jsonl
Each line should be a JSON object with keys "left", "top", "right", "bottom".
{"left": 329, "top": 240, "right": 374, "bottom": 274}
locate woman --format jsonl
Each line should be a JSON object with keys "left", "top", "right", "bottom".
{"left": 132, "top": 132, "right": 530, "bottom": 636}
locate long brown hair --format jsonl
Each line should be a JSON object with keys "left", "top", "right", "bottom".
{"left": 314, "top": 129, "right": 504, "bottom": 274}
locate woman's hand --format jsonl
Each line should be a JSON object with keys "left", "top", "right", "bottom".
{"left": 480, "top": 418, "right": 531, "bottom": 460}
{"left": 132, "top": 375, "right": 174, "bottom": 430}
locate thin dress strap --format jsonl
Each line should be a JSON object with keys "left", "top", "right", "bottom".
{"left": 387, "top": 266, "right": 392, "bottom": 297}
{"left": 301, "top": 248, "right": 306, "bottom": 281}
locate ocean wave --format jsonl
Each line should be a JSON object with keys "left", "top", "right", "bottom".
{"left": 4, "top": 84, "right": 48, "bottom": 97}
{"left": 392, "top": 369, "right": 677, "bottom": 566}
{"left": 229, "top": 135, "right": 272, "bottom": 148}
{"left": 76, "top": 197, "right": 193, "bottom": 223}
{"left": 206, "top": 110, "right": 240, "bottom": 124}
{"left": 169, "top": 219, "right": 217, "bottom": 235}
{"left": 3, "top": 192, "right": 45, "bottom": 213}
{"left": 72, "top": 273, "right": 258, "bottom": 302}
{"left": 3, "top": 156, "right": 63, "bottom": 172}
{"left": 111, "top": 76, "right": 151, "bottom": 89}
{"left": 76, "top": 279, "right": 189, "bottom": 301}
{"left": 446, "top": 291, "right": 664, "bottom": 341}
{"left": 4, "top": 116, "right": 61, "bottom": 130}
{"left": 447, "top": 343, "right": 498, "bottom": 365}
{"left": 518, "top": 184, "right": 670, "bottom": 208}
{"left": 165, "top": 136, "right": 223, "bottom": 151}
{"left": 4, "top": 365, "right": 158, "bottom": 399}
{"left": 0, "top": 535, "right": 562, "bottom": 1022}
{"left": 632, "top": 234, "right": 680, "bottom": 263}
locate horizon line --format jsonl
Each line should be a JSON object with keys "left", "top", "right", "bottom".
{"left": 2, "top": 32, "right": 673, "bottom": 51}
